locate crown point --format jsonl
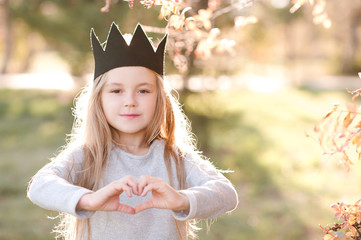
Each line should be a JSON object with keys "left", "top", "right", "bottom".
{"left": 105, "top": 22, "right": 127, "bottom": 51}
{"left": 135, "top": 23, "right": 142, "bottom": 30}
{"left": 110, "top": 22, "right": 118, "bottom": 31}
{"left": 133, "top": 24, "right": 146, "bottom": 37}
{"left": 131, "top": 24, "right": 154, "bottom": 51}
{"left": 156, "top": 33, "right": 168, "bottom": 53}
{"left": 90, "top": 28, "right": 96, "bottom": 39}
{"left": 91, "top": 28, "right": 104, "bottom": 52}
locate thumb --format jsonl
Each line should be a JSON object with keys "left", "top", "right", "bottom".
{"left": 117, "top": 203, "right": 136, "bottom": 215}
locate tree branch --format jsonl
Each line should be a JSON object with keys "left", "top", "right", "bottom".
{"left": 211, "top": 0, "right": 254, "bottom": 20}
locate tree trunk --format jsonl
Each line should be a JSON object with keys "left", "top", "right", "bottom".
{"left": 20, "top": 33, "right": 36, "bottom": 73}
{"left": 1, "top": 0, "right": 13, "bottom": 74}
{"left": 342, "top": 7, "right": 361, "bottom": 74}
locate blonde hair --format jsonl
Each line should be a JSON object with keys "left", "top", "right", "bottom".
{"left": 53, "top": 69, "right": 200, "bottom": 239}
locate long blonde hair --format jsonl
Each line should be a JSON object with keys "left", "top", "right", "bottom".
{"left": 54, "top": 69, "right": 199, "bottom": 239}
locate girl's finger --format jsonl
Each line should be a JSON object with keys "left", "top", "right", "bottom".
{"left": 137, "top": 175, "right": 151, "bottom": 194}
{"left": 122, "top": 185, "right": 133, "bottom": 198}
{"left": 138, "top": 175, "right": 162, "bottom": 194}
{"left": 126, "top": 179, "right": 139, "bottom": 195}
{"left": 141, "top": 185, "right": 151, "bottom": 197}
{"left": 97, "top": 182, "right": 123, "bottom": 199}
{"left": 110, "top": 181, "right": 132, "bottom": 198}
{"left": 113, "top": 176, "right": 138, "bottom": 196}
{"left": 141, "top": 182, "right": 162, "bottom": 197}
{"left": 117, "top": 203, "right": 136, "bottom": 215}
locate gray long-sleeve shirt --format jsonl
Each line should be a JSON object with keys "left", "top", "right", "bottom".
{"left": 28, "top": 140, "right": 238, "bottom": 240}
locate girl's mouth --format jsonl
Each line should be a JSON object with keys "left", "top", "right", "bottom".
{"left": 120, "top": 114, "right": 140, "bottom": 119}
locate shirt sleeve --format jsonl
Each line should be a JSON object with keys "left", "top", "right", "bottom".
{"left": 172, "top": 154, "right": 238, "bottom": 221}
{"left": 27, "top": 145, "right": 94, "bottom": 219}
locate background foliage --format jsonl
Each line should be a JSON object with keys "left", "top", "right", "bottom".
{"left": 3, "top": 0, "right": 361, "bottom": 239}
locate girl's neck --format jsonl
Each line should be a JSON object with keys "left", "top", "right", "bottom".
{"left": 113, "top": 134, "right": 150, "bottom": 155}
{"left": 114, "top": 142, "right": 150, "bottom": 155}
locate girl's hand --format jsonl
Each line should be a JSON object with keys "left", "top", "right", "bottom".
{"left": 135, "top": 175, "right": 190, "bottom": 214}
{"left": 76, "top": 175, "right": 139, "bottom": 214}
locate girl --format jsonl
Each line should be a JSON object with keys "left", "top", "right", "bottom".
{"left": 27, "top": 23, "right": 238, "bottom": 240}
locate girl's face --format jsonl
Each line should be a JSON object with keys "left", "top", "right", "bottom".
{"left": 101, "top": 66, "right": 157, "bottom": 141}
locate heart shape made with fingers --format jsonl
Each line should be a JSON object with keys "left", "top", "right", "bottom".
{"left": 119, "top": 187, "right": 152, "bottom": 209}
{"left": 85, "top": 175, "right": 188, "bottom": 215}
{"left": 117, "top": 179, "right": 169, "bottom": 214}
{"left": 112, "top": 176, "right": 188, "bottom": 214}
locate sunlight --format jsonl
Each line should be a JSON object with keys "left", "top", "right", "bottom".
{"left": 0, "top": 73, "right": 75, "bottom": 91}
{"left": 270, "top": 0, "right": 290, "bottom": 8}
{"left": 244, "top": 74, "right": 287, "bottom": 93}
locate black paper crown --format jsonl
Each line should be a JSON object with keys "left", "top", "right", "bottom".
{"left": 91, "top": 22, "right": 167, "bottom": 80}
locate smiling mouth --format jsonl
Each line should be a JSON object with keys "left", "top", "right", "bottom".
{"left": 120, "top": 114, "right": 140, "bottom": 119}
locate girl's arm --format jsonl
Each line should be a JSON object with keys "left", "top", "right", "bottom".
{"left": 27, "top": 146, "right": 94, "bottom": 218}
{"left": 172, "top": 155, "right": 239, "bottom": 221}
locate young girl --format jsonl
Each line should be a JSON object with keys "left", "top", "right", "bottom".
{"left": 27, "top": 22, "right": 238, "bottom": 240}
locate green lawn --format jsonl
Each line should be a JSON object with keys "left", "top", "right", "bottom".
{"left": 0, "top": 88, "right": 360, "bottom": 240}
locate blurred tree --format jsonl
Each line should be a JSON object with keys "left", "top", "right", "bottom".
{"left": 7, "top": 0, "right": 163, "bottom": 76}
{"left": 116, "top": 0, "right": 255, "bottom": 89}
{"left": 6, "top": 0, "right": 360, "bottom": 83}
{"left": 1, "top": 0, "right": 13, "bottom": 74}
{"left": 3, "top": 0, "right": 257, "bottom": 82}
{"left": 292, "top": 0, "right": 331, "bottom": 27}
{"left": 342, "top": 6, "right": 361, "bottom": 74}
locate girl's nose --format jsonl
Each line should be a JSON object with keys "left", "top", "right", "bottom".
{"left": 123, "top": 93, "right": 137, "bottom": 108}
{"left": 124, "top": 103, "right": 136, "bottom": 107}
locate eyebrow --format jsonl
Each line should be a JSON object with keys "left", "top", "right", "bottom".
{"left": 104, "top": 82, "right": 155, "bottom": 88}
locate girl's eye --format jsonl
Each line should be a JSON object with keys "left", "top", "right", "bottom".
{"left": 111, "top": 89, "right": 121, "bottom": 94}
{"left": 138, "top": 89, "right": 150, "bottom": 94}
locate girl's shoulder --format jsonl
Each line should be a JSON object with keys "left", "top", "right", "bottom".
{"left": 156, "top": 139, "right": 219, "bottom": 173}
{"left": 185, "top": 152, "right": 217, "bottom": 171}
{"left": 52, "top": 143, "right": 85, "bottom": 164}
{"left": 174, "top": 144, "right": 219, "bottom": 174}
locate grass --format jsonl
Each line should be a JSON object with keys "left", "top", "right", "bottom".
{"left": 0, "top": 90, "right": 74, "bottom": 240}
{"left": 0, "top": 88, "right": 360, "bottom": 239}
